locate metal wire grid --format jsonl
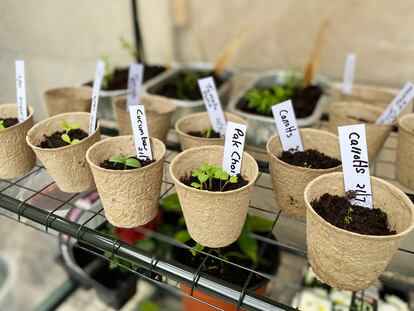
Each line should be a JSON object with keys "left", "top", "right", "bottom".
{"left": 0, "top": 141, "right": 413, "bottom": 311}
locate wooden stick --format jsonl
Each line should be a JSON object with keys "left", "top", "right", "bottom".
{"left": 213, "top": 26, "right": 249, "bottom": 77}
{"left": 302, "top": 19, "right": 331, "bottom": 87}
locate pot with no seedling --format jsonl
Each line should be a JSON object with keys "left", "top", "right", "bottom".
{"left": 143, "top": 63, "right": 233, "bottom": 125}
{"left": 229, "top": 70, "right": 330, "bottom": 147}
{"left": 26, "top": 112, "right": 100, "bottom": 192}
{"left": 329, "top": 101, "right": 393, "bottom": 160}
{"left": 267, "top": 128, "right": 342, "bottom": 219}
{"left": 175, "top": 111, "right": 247, "bottom": 150}
{"left": 44, "top": 86, "right": 92, "bottom": 116}
{"left": 86, "top": 135, "right": 166, "bottom": 228}
{"left": 113, "top": 94, "right": 176, "bottom": 142}
{"left": 0, "top": 104, "right": 36, "bottom": 179}
{"left": 169, "top": 145, "right": 258, "bottom": 248}
{"left": 396, "top": 113, "right": 414, "bottom": 190}
{"left": 305, "top": 172, "right": 414, "bottom": 291}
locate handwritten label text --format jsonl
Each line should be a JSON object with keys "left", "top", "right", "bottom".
{"left": 222, "top": 122, "right": 247, "bottom": 175}
{"left": 129, "top": 105, "right": 153, "bottom": 161}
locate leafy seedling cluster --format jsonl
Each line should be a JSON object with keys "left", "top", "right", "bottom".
{"left": 175, "top": 71, "right": 208, "bottom": 100}
{"left": 191, "top": 163, "right": 237, "bottom": 191}
{"left": 119, "top": 36, "right": 140, "bottom": 61}
{"left": 246, "top": 71, "right": 302, "bottom": 114}
{"left": 109, "top": 155, "right": 141, "bottom": 169}
{"left": 60, "top": 120, "right": 80, "bottom": 145}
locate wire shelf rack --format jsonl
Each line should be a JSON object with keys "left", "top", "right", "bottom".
{"left": 0, "top": 132, "right": 413, "bottom": 311}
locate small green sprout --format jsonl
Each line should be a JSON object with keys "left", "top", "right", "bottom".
{"left": 119, "top": 36, "right": 140, "bottom": 61}
{"left": 101, "top": 55, "right": 114, "bottom": 89}
{"left": 190, "top": 163, "right": 238, "bottom": 191}
{"left": 344, "top": 207, "right": 353, "bottom": 226}
{"left": 109, "top": 155, "right": 141, "bottom": 169}
{"left": 303, "top": 162, "right": 312, "bottom": 168}
{"left": 60, "top": 120, "right": 80, "bottom": 145}
{"left": 203, "top": 127, "right": 212, "bottom": 138}
{"left": 0, "top": 120, "right": 4, "bottom": 130}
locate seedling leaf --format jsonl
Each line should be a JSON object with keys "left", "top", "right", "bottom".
{"left": 191, "top": 182, "right": 201, "bottom": 189}
{"left": 0, "top": 120, "right": 4, "bottom": 130}
{"left": 109, "top": 155, "right": 126, "bottom": 165}
{"left": 174, "top": 230, "right": 191, "bottom": 243}
{"left": 237, "top": 233, "right": 258, "bottom": 263}
{"left": 160, "top": 193, "right": 181, "bottom": 213}
{"left": 125, "top": 158, "right": 141, "bottom": 168}
{"left": 61, "top": 133, "right": 72, "bottom": 144}
{"left": 229, "top": 175, "right": 238, "bottom": 183}
{"left": 190, "top": 243, "right": 205, "bottom": 256}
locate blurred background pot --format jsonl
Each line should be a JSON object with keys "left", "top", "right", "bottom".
{"left": 396, "top": 113, "right": 414, "bottom": 190}
{"left": 44, "top": 86, "right": 92, "bottom": 117}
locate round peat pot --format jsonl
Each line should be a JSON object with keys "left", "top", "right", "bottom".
{"left": 329, "top": 101, "right": 393, "bottom": 161}
{"left": 396, "top": 113, "right": 414, "bottom": 190}
{"left": 175, "top": 112, "right": 247, "bottom": 150}
{"left": 26, "top": 112, "right": 100, "bottom": 193}
{"left": 169, "top": 146, "right": 258, "bottom": 247}
{"left": 44, "top": 86, "right": 92, "bottom": 117}
{"left": 86, "top": 136, "right": 166, "bottom": 228}
{"left": 0, "top": 104, "right": 36, "bottom": 179}
{"left": 113, "top": 94, "right": 176, "bottom": 142}
{"left": 266, "top": 128, "right": 341, "bottom": 219}
{"left": 305, "top": 172, "right": 414, "bottom": 291}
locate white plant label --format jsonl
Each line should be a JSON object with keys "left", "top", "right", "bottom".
{"left": 376, "top": 81, "right": 414, "bottom": 124}
{"left": 342, "top": 53, "right": 356, "bottom": 95}
{"left": 126, "top": 63, "right": 144, "bottom": 110}
{"left": 88, "top": 60, "right": 105, "bottom": 135}
{"left": 271, "top": 100, "right": 304, "bottom": 152}
{"left": 198, "top": 77, "right": 227, "bottom": 136}
{"left": 15, "top": 60, "right": 27, "bottom": 122}
{"left": 338, "top": 124, "right": 372, "bottom": 208}
{"left": 222, "top": 121, "right": 247, "bottom": 176}
{"left": 129, "top": 105, "right": 153, "bottom": 161}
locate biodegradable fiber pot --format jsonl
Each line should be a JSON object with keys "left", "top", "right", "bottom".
{"left": 396, "top": 113, "right": 414, "bottom": 190}
{"left": 86, "top": 136, "right": 166, "bottom": 228}
{"left": 266, "top": 128, "right": 341, "bottom": 219}
{"left": 329, "top": 101, "right": 393, "bottom": 160}
{"left": 175, "top": 112, "right": 247, "bottom": 150}
{"left": 170, "top": 146, "right": 258, "bottom": 248}
{"left": 26, "top": 112, "right": 100, "bottom": 193}
{"left": 113, "top": 94, "right": 176, "bottom": 142}
{"left": 0, "top": 104, "right": 36, "bottom": 179}
{"left": 44, "top": 86, "right": 92, "bottom": 117}
{"left": 305, "top": 172, "right": 414, "bottom": 291}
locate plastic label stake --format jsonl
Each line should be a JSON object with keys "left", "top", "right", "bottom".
{"left": 198, "top": 76, "right": 227, "bottom": 136}
{"left": 126, "top": 63, "right": 144, "bottom": 110}
{"left": 376, "top": 81, "right": 414, "bottom": 124}
{"left": 271, "top": 100, "right": 304, "bottom": 152}
{"left": 342, "top": 53, "right": 356, "bottom": 95}
{"left": 222, "top": 121, "right": 247, "bottom": 176}
{"left": 338, "top": 124, "right": 372, "bottom": 208}
{"left": 129, "top": 105, "right": 153, "bottom": 161}
{"left": 88, "top": 60, "right": 105, "bottom": 135}
{"left": 15, "top": 60, "right": 27, "bottom": 122}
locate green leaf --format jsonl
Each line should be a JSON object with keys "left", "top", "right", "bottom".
{"left": 71, "top": 139, "right": 80, "bottom": 145}
{"left": 134, "top": 238, "right": 156, "bottom": 252}
{"left": 70, "top": 122, "right": 80, "bottom": 130}
{"left": 189, "top": 243, "right": 205, "bottom": 256}
{"left": 237, "top": 234, "right": 258, "bottom": 263}
{"left": 174, "top": 230, "right": 191, "bottom": 243}
{"left": 61, "top": 133, "right": 72, "bottom": 144}
{"left": 191, "top": 182, "right": 201, "bottom": 189}
{"left": 138, "top": 300, "right": 160, "bottom": 311}
{"left": 109, "top": 260, "right": 119, "bottom": 270}
{"left": 160, "top": 193, "right": 181, "bottom": 213}
{"left": 60, "top": 120, "right": 69, "bottom": 131}
{"left": 244, "top": 215, "right": 273, "bottom": 233}
{"left": 178, "top": 216, "right": 186, "bottom": 226}
{"left": 109, "top": 155, "right": 126, "bottom": 164}
{"left": 203, "top": 127, "right": 212, "bottom": 138}
{"left": 0, "top": 120, "right": 4, "bottom": 130}
{"left": 125, "top": 158, "right": 141, "bottom": 168}
{"left": 229, "top": 175, "right": 238, "bottom": 183}
{"left": 220, "top": 170, "right": 229, "bottom": 181}
{"left": 197, "top": 173, "right": 208, "bottom": 183}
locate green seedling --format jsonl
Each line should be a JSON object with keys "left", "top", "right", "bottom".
{"left": 344, "top": 206, "right": 353, "bottom": 226}
{"left": 191, "top": 163, "right": 237, "bottom": 191}
{"left": 0, "top": 120, "right": 4, "bottom": 130}
{"left": 203, "top": 127, "right": 212, "bottom": 138}
{"left": 303, "top": 162, "right": 312, "bottom": 169}
{"left": 101, "top": 55, "right": 114, "bottom": 89}
{"left": 175, "top": 71, "right": 208, "bottom": 100}
{"left": 119, "top": 36, "right": 140, "bottom": 61}
{"left": 109, "top": 155, "right": 141, "bottom": 169}
{"left": 60, "top": 120, "right": 80, "bottom": 145}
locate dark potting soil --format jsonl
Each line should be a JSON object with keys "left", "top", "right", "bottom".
{"left": 180, "top": 174, "right": 248, "bottom": 192}
{"left": 238, "top": 85, "right": 323, "bottom": 118}
{"left": 39, "top": 129, "right": 88, "bottom": 149}
{"left": 172, "top": 233, "right": 280, "bottom": 288}
{"left": 187, "top": 129, "right": 221, "bottom": 138}
{"left": 150, "top": 71, "right": 225, "bottom": 101}
{"left": 0, "top": 117, "right": 19, "bottom": 128}
{"left": 100, "top": 157, "right": 155, "bottom": 170}
{"left": 311, "top": 192, "right": 396, "bottom": 236}
{"left": 279, "top": 149, "right": 341, "bottom": 169}
{"left": 85, "top": 65, "right": 166, "bottom": 91}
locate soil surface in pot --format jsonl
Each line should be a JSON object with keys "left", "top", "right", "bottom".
{"left": 187, "top": 128, "right": 221, "bottom": 138}
{"left": 180, "top": 174, "right": 248, "bottom": 192}
{"left": 100, "top": 157, "right": 155, "bottom": 170}
{"left": 151, "top": 71, "right": 225, "bottom": 101}
{"left": 311, "top": 192, "right": 396, "bottom": 236}
{"left": 39, "top": 129, "right": 88, "bottom": 148}
{"left": 172, "top": 233, "right": 279, "bottom": 288}
{"left": 238, "top": 85, "right": 323, "bottom": 118}
{"left": 0, "top": 117, "right": 19, "bottom": 128}
{"left": 279, "top": 149, "right": 341, "bottom": 169}
{"left": 85, "top": 65, "right": 166, "bottom": 91}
